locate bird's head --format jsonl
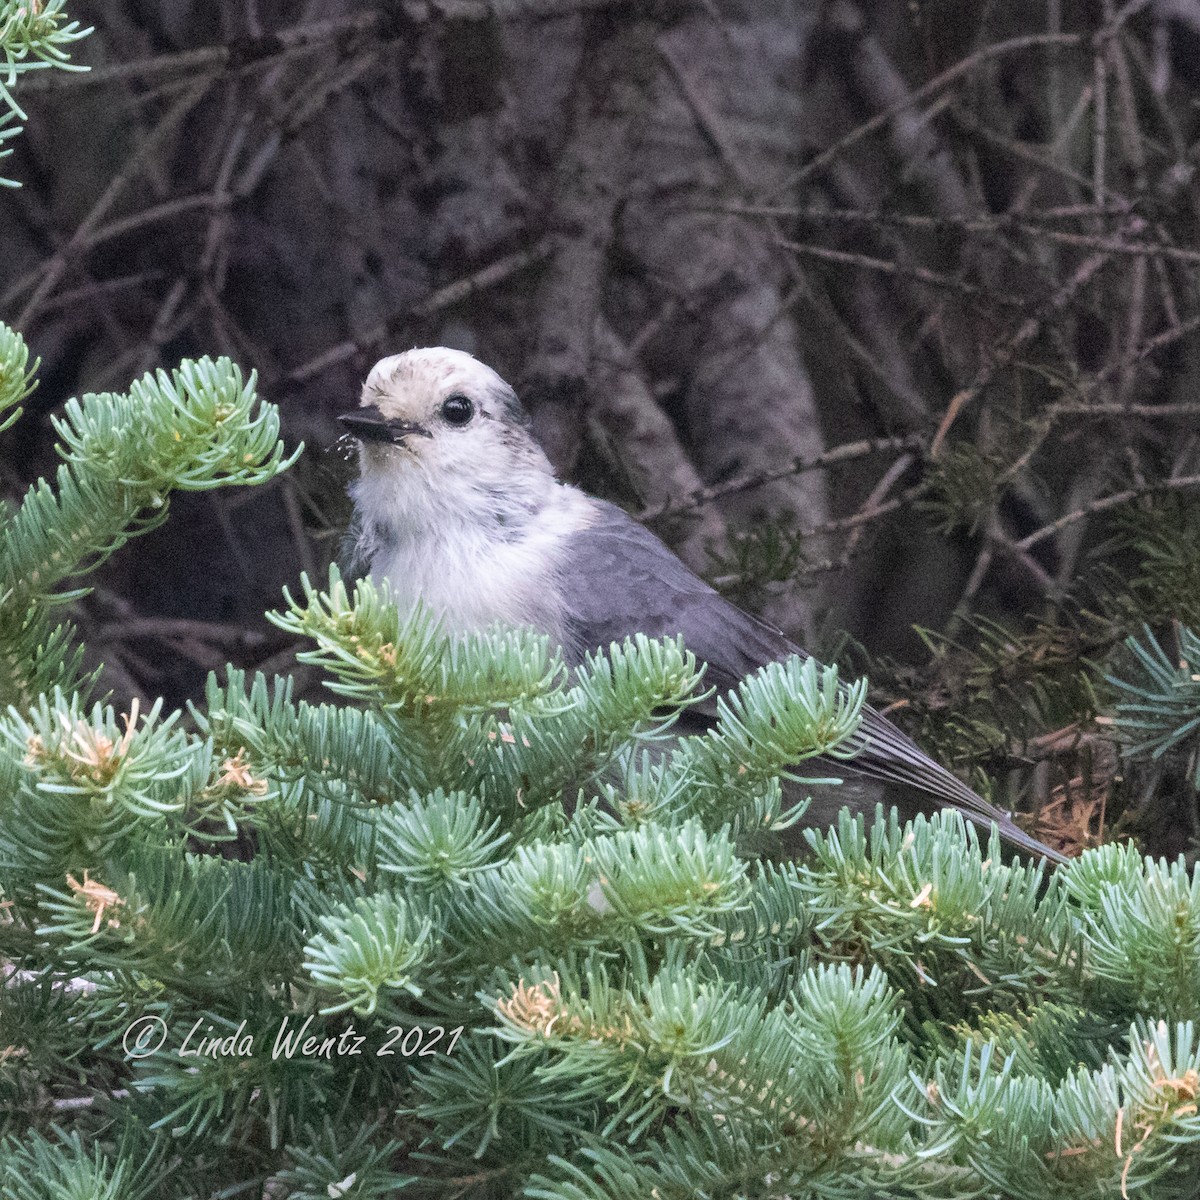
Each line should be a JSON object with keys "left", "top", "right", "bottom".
{"left": 340, "top": 347, "right": 538, "bottom": 467}
{"left": 340, "top": 348, "right": 557, "bottom": 528}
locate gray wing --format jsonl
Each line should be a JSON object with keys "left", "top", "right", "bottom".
{"left": 559, "top": 500, "right": 800, "bottom": 693}
{"left": 561, "top": 500, "right": 1065, "bottom": 864}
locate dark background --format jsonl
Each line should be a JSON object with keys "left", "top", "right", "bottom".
{"left": 6, "top": 0, "right": 1200, "bottom": 854}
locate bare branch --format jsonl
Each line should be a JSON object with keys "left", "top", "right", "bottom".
{"left": 775, "top": 238, "right": 1029, "bottom": 308}
{"left": 771, "top": 32, "right": 1084, "bottom": 200}
{"left": 930, "top": 248, "right": 1112, "bottom": 456}
{"left": 638, "top": 435, "right": 923, "bottom": 521}
{"left": 1016, "top": 474, "right": 1200, "bottom": 552}
{"left": 286, "top": 240, "right": 554, "bottom": 384}
{"left": 8, "top": 80, "right": 212, "bottom": 324}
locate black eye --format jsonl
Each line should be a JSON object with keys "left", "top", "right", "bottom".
{"left": 440, "top": 394, "right": 474, "bottom": 426}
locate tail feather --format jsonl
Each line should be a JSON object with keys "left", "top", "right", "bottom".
{"left": 843, "top": 706, "right": 1068, "bottom": 865}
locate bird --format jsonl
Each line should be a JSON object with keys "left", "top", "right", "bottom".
{"left": 337, "top": 346, "right": 1066, "bottom": 865}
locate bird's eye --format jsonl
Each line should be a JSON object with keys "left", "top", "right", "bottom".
{"left": 440, "top": 394, "right": 474, "bottom": 426}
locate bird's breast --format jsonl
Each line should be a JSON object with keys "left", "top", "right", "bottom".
{"left": 358, "top": 480, "right": 595, "bottom": 645}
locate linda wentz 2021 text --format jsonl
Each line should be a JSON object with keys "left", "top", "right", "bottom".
{"left": 122, "top": 1013, "right": 466, "bottom": 1060}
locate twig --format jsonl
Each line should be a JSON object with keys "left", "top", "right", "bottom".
{"left": 1015, "top": 474, "right": 1200, "bottom": 552}
{"left": 1015, "top": 227, "right": 1200, "bottom": 264}
{"left": 1075, "top": 312, "right": 1200, "bottom": 398}
{"left": 19, "top": 3, "right": 643, "bottom": 95}
{"left": 33, "top": 271, "right": 165, "bottom": 315}
{"left": 9, "top": 80, "right": 213, "bottom": 325}
{"left": 401, "top": 0, "right": 648, "bottom": 18}
{"left": 76, "top": 193, "right": 224, "bottom": 248}
{"left": 1150, "top": 251, "right": 1182, "bottom": 331}
{"left": 1093, "top": 14, "right": 1109, "bottom": 206}
{"left": 1121, "top": 26, "right": 1188, "bottom": 153}
{"left": 281, "top": 478, "right": 318, "bottom": 582}
{"left": 844, "top": 452, "right": 915, "bottom": 557}
{"left": 930, "top": 249, "right": 1111, "bottom": 456}
{"left": 277, "top": 47, "right": 380, "bottom": 135}
{"left": 591, "top": 319, "right": 728, "bottom": 569}
{"left": 1048, "top": 0, "right": 1066, "bottom": 149}
{"left": 53, "top": 1090, "right": 129, "bottom": 1112}
{"left": 93, "top": 616, "right": 273, "bottom": 646}
{"left": 1108, "top": 15, "right": 1147, "bottom": 178}
{"left": 789, "top": 270, "right": 930, "bottom": 422}
{"left": 285, "top": 239, "right": 554, "bottom": 384}
{"left": 769, "top": 32, "right": 1084, "bottom": 201}
{"left": 719, "top": 205, "right": 1200, "bottom": 265}
{"left": 89, "top": 292, "right": 205, "bottom": 392}
{"left": 951, "top": 513, "right": 1059, "bottom": 635}
{"left": 638, "top": 435, "right": 925, "bottom": 521}
{"left": 951, "top": 524, "right": 997, "bottom": 628}
{"left": 774, "top": 238, "right": 1028, "bottom": 307}
{"left": 628, "top": 296, "right": 679, "bottom": 357}
{"left": 658, "top": 40, "right": 753, "bottom": 183}
{"left": 802, "top": 483, "right": 926, "bottom": 537}
{"left": 17, "top": 13, "right": 385, "bottom": 93}
{"left": 8, "top": 40, "right": 376, "bottom": 328}
{"left": 827, "top": 0, "right": 971, "bottom": 216}
{"left": 950, "top": 104, "right": 1120, "bottom": 206}
{"left": 708, "top": 203, "right": 1130, "bottom": 229}
{"left": 201, "top": 282, "right": 274, "bottom": 378}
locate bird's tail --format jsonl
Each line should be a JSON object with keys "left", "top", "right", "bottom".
{"left": 842, "top": 705, "right": 1068, "bottom": 865}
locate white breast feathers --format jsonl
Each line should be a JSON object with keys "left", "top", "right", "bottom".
{"left": 350, "top": 463, "right": 596, "bottom": 647}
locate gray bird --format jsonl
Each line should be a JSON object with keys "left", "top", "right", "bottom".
{"left": 338, "top": 347, "right": 1065, "bottom": 864}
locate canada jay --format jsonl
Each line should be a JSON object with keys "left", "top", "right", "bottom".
{"left": 339, "top": 347, "right": 1065, "bottom": 864}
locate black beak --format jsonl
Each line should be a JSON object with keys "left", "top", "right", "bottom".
{"left": 338, "top": 405, "right": 432, "bottom": 444}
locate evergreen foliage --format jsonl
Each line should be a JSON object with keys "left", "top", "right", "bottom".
{"left": 9, "top": 10, "right": 1200, "bottom": 1196}
{"left": 0, "top": 0, "right": 90, "bottom": 187}
{"left": 2, "top": 347, "right": 1200, "bottom": 1193}
{"left": 864, "top": 515, "right": 1200, "bottom": 850}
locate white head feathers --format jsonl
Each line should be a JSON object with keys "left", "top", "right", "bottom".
{"left": 341, "top": 347, "right": 594, "bottom": 640}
